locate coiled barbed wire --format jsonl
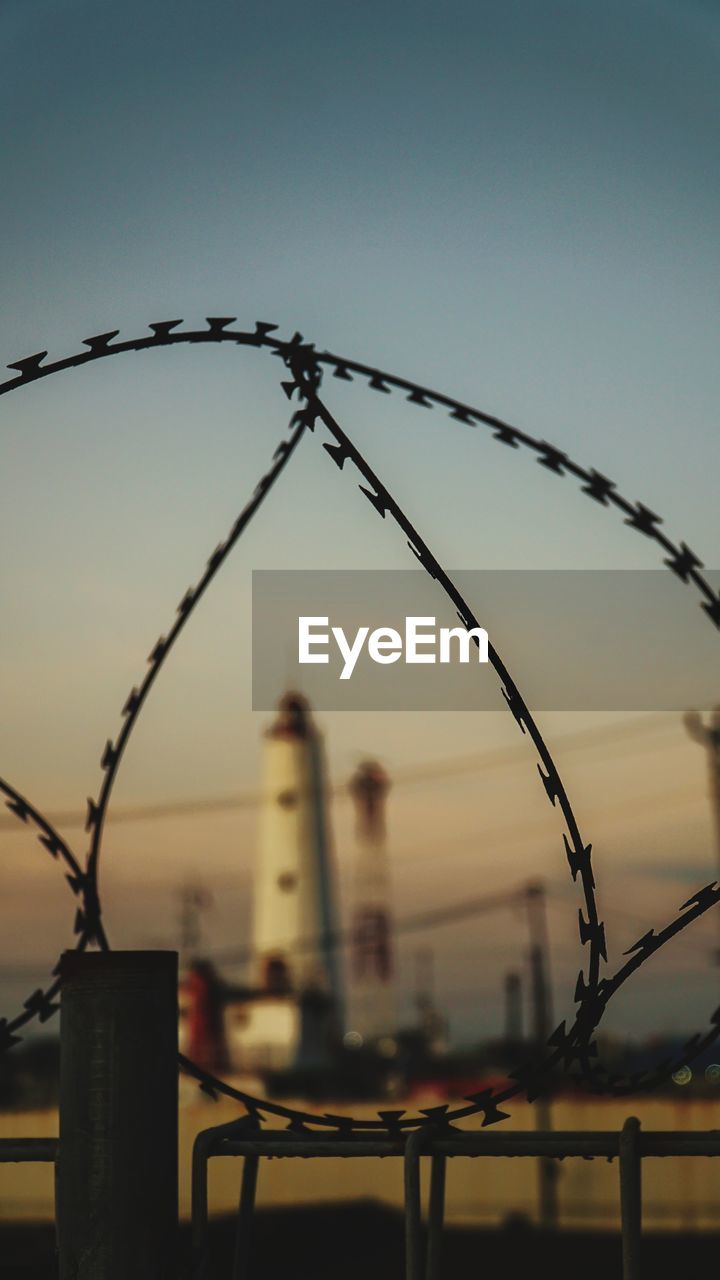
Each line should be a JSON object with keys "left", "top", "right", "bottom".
{"left": 1, "top": 317, "right": 718, "bottom": 1131}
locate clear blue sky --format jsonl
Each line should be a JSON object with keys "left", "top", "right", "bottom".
{"left": 2, "top": 0, "right": 720, "bottom": 1047}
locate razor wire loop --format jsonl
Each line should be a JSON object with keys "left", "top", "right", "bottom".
{"left": 287, "top": 349, "right": 720, "bottom": 1106}
{"left": 0, "top": 342, "right": 310, "bottom": 1051}
{"left": 0, "top": 781, "right": 100, "bottom": 1052}
{"left": 0, "top": 318, "right": 718, "bottom": 1130}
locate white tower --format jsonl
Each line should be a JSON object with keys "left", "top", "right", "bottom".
{"left": 348, "top": 760, "right": 396, "bottom": 1046}
{"left": 252, "top": 692, "right": 343, "bottom": 1007}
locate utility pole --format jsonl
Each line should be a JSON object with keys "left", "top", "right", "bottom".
{"left": 685, "top": 707, "right": 720, "bottom": 865}
{"left": 414, "top": 946, "right": 434, "bottom": 1005}
{"left": 524, "top": 880, "right": 559, "bottom": 1229}
{"left": 413, "top": 946, "right": 448, "bottom": 1054}
{"left": 526, "top": 881, "right": 553, "bottom": 1043}
{"left": 178, "top": 884, "right": 212, "bottom": 960}
{"left": 685, "top": 707, "right": 720, "bottom": 965}
{"left": 504, "top": 971, "right": 523, "bottom": 1043}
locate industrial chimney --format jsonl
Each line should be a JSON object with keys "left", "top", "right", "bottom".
{"left": 347, "top": 760, "right": 396, "bottom": 1046}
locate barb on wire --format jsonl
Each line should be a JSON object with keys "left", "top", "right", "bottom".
{"left": 82, "top": 401, "right": 310, "bottom": 952}
{"left": 0, "top": 779, "right": 97, "bottom": 1047}
{"left": 0, "top": 323, "right": 311, "bottom": 1045}
{"left": 290, "top": 346, "right": 720, "bottom": 1116}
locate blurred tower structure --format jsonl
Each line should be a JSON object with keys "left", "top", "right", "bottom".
{"left": 177, "top": 884, "right": 212, "bottom": 964}
{"left": 504, "top": 970, "right": 523, "bottom": 1043}
{"left": 348, "top": 760, "right": 396, "bottom": 1045}
{"left": 252, "top": 692, "right": 343, "bottom": 1006}
{"left": 414, "top": 946, "right": 448, "bottom": 1056}
{"left": 685, "top": 707, "right": 720, "bottom": 867}
{"left": 685, "top": 706, "right": 720, "bottom": 966}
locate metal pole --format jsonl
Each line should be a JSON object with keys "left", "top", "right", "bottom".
{"left": 526, "top": 882, "right": 553, "bottom": 1046}
{"left": 425, "top": 1152, "right": 446, "bottom": 1280}
{"left": 504, "top": 970, "right": 522, "bottom": 1043}
{"left": 619, "top": 1116, "right": 642, "bottom": 1280}
{"left": 685, "top": 709, "right": 720, "bottom": 964}
{"left": 404, "top": 1129, "right": 425, "bottom": 1280}
{"left": 685, "top": 709, "right": 720, "bottom": 867}
{"left": 191, "top": 1131, "right": 212, "bottom": 1280}
{"left": 231, "top": 1155, "right": 260, "bottom": 1280}
{"left": 526, "top": 882, "right": 559, "bottom": 1229}
{"left": 57, "top": 951, "right": 178, "bottom": 1280}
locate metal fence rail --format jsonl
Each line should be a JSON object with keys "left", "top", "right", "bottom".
{"left": 6, "top": 1120, "right": 720, "bottom": 1279}
{"left": 0, "top": 1138, "right": 58, "bottom": 1163}
{"left": 191, "top": 1116, "right": 720, "bottom": 1280}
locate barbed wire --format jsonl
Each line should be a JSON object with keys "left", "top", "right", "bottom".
{"left": 0, "top": 779, "right": 91, "bottom": 1049}
{"left": 1, "top": 316, "right": 718, "bottom": 1130}
{"left": 286, "top": 341, "right": 720, "bottom": 1114}
{"left": 0, "top": 323, "right": 309, "bottom": 1053}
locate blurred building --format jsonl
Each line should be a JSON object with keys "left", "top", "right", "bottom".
{"left": 178, "top": 960, "right": 228, "bottom": 1071}
{"left": 224, "top": 692, "right": 344, "bottom": 1072}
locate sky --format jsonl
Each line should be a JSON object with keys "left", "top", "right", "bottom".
{"left": 1, "top": 0, "right": 720, "bottom": 1052}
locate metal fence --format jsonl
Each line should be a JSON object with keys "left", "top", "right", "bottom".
{"left": 3, "top": 319, "right": 720, "bottom": 1278}
{"left": 189, "top": 1116, "right": 720, "bottom": 1280}
{"left": 6, "top": 1120, "right": 720, "bottom": 1280}
{"left": 7, "top": 951, "right": 720, "bottom": 1280}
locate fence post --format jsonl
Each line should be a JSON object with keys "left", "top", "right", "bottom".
{"left": 619, "top": 1115, "right": 642, "bottom": 1280}
{"left": 535, "top": 1094, "right": 559, "bottom": 1228}
{"left": 404, "top": 1129, "right": 425, "bottom": 1280}
{"left": 425, "top": 1149, "right": 446, "bottom": 1280}
{"left": 57, "top": 950, "right": 178, "bottom": 1280}
{"left": 231, "top": 1155, "right": 260, "bottom": 1280}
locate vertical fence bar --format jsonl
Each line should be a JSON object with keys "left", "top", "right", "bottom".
{"left": 404, "top": 1129, "right": 425, "bottom": 1280}
{"left": 57, "top": 951, "right": 178, "bottom": 1280}
{"left": 425, "top": 1150, "right": 446, "bottom": 1280}
{"left": 191, "top": 1132, "right": 212, "bottom": 1280}
{"left": 535, "top": 1095, "right": 559, "bottom": 1228}
{"left": 619, "top": 1116, "right": 642, "bottom": 1280}
{"left": 231, "top": 1155, "right": 260, "bottom": 1280}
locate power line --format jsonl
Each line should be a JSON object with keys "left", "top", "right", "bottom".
{"left": 208, "top": 882, "right": 557, "bottom": 968}
{"left": 0, "top": 713, "right": 681, "bottom": 834}
{"left": 0, "top": 886, "right": 527, "bottom": 979}
{"left": 545, "top": 885, "right": 717, "bottom": 961}
{"left": 3, "top": 878, "right": 716, "bottom": 981}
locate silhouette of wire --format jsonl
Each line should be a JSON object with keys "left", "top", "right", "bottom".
{"left": 0, "top": 360, "right": 308, "bottom": 1049}
{"left": 1, "top": 317, "right": 718, "bottom": 1128}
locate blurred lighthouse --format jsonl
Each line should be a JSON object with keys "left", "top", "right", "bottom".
{"left": 348, "top": 760, "right": 396, "bottom": 1046}
{"left": 252, "top": 692, "right": 343, "bottom": 1007}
